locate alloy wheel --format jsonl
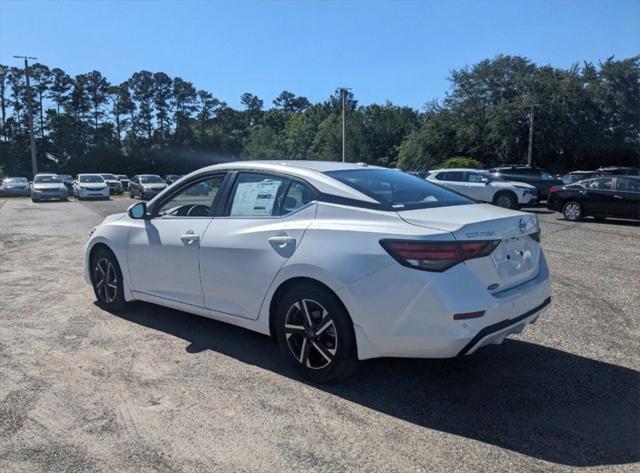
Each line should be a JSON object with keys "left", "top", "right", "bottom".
{"left": 496, "top": 195, "right": 513, "bottom": 208}
{"left": 284, "top": 299, "right": 337, "bottom": 370}
{"left": 93, "top": 257, "right": 118, "bottom": 303}
{"left": 564, "top": 202, "right": 582, "bottom": 220}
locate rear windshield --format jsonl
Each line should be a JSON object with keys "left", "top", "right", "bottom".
{"left": 34, "top": 175, "right": 61, "bottom": 183}
{"left": 79, "top": 175, "right": 104, "bottom": 183}
{"left": 141, "top": 175, "right": 163, "bottom": 183}
{"left": 117, "top": 175, "right": 128, "bottom": 179}
{"left": 326, "top": 169, "right": 472, "bottom": 210}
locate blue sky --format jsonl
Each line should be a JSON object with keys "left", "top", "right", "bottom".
{"left": 1, "top": 0, "right": 638, "bottom": 109}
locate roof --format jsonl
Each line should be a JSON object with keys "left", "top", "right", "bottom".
{"left": 428, "top": 168, "right": 484, "bottom": 173}
{"left": 189, "top": 160, "right": 385, "bottom": 203}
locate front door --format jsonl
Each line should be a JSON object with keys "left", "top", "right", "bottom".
{"left": 581, "top": 177, "right": 616, "bottom": 215}
{"left": 127, "top": 174, "right": 225, "bottom": 306}
{"left": 199, "top": 172, "right": 317, "bottom": 319}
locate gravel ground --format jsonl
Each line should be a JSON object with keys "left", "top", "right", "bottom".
{"left": 0, "top": 197, "right": 638, "bottom": 472}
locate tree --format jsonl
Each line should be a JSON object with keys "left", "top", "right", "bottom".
{"left": 153, "top": 72, "right": 173, "bottom": 138}
{"left": 172, "top": 77, "right": 197, "bottom": 142}
{"left": 129, "top": 71, "right": 155, "bottom": 141}
{"left": 110, "top": 81, "right": 134, "bottom": 145}
{"left": 0, "top": 65, "right": 8, "bottom": 141}
{"left": 48, "top": 68, "right": 73, "bottom": 116}
{"left": 273, "top": 90, "right": 311, "bottom": 112}
{"left": 240, "top": 92, "right": 263, "bottom": 126}
{"left": 30, "top": 63, "right": 52, "bottom": 140}
{"left": 84, "top": 70, "right": 110, "bottom": 136}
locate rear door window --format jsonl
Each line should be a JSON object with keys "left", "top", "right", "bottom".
{"left": 442, "top": 171, "right": 464, "bottom": 181}
{"left": 228, "top": 172, "right": 289, "bottom": 217}
{"left": 616, "top": 177, "right": 640, "bottom": 193}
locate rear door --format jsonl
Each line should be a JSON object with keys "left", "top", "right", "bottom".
{"left": 199, "top": 172, "right": 317, "bottom": 319}
{"left": 581, "top": 178, "right": 616, "bottom": 215}
{"left": 436, "top": 171, "right": 467, "bottom": 194}
{"left": 614, "top": 177, "right": 640, "bottom": 219}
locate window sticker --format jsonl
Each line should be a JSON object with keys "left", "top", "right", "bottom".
{"left": 230, "top": 180, "right": 282, "bottom": 216}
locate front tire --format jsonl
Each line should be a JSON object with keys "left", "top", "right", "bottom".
{"left": 493, "top": 191, "right": 518, "bottom": 209}
{"left": 562, "top": 201, "right": 584, "bottom": 221}
{"left": 91, "top": 247, "right": 126, "bottom": 311}
{"left": 275, "top": 284, "right": 359, "bottom": 383}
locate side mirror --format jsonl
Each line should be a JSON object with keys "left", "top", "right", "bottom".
{"left": 128, "top": 202, "right": 148, "bottom": 220}
{"left": 480, "top": 177, "right": 489, "bottom": 184}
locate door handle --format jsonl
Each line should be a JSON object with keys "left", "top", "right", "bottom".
{"left": 180, "top": 230, "right": 200, "bottom": 243}
{"left": 613, "top": 195, "right": 624, "bottom": 199}
{"left": 268, "top": 235, "right": 296, "bottom": 247}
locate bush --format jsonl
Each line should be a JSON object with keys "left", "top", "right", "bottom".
{"left": 436, "top": 156, "right": 484, "bottom": 169}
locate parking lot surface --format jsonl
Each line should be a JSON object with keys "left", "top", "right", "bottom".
{"left": 1, "top": 197, "right": 638, "bottom": 472}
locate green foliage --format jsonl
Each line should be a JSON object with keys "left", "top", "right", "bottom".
{"left": 436, "top": 157, "right": 484, "bottom": 169}
{"left": 0, "top": 55, "right": 638, "bottom": 178}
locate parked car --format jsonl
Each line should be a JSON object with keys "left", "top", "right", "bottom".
{"left": 129, "top": 174, "right": 168, "bottom": 200}
{"left": 116, "top": 174, "right": 130, "bottom": 190}
{"left": 561, "top": 170, "right": 597, "bottom": 184}
{"left": 59, "top": 174, "right": 75, "bottom": 194}
{"left": 164, "top": 174, "right": 184, "bottom": 185}
{"left": 595, "top": 166, "right": 639, "bottom": 177}
{"left": 74, "top": 174, "right": 110, "bottom": 200}
{"left": 547, "top": 176, "right": 640, "bottom": 221}
{"left": 488, "top": 166, "right": 563, "bottom": 200}
{"left": 426, "top": 168, "right": 537, "bottom": 209}
{"left": 84, "top": 161, "right": 551, "bottom": 383}
{"left": 31, "top": 173, "right": 68, "bottom": 202}
{"left": 0, "top": 176, "right": 30, "bottom": 196}
{"left": 100, "top": 173, "right": 124, "bottom": 195}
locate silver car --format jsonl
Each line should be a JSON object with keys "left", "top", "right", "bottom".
{"left": 0, "top": 177, "right": 31, "bottom": 196}
{"left": 31, "top": 174, "right": 68, "bottom": 202}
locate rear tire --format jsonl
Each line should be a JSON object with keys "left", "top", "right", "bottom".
{"left": 275, "top": 284, "right": 359, "bottom": 383}
{"left": 91, "top": 247, "right": 126, "bottom": 311}
{"left": 562, "top": 201, "right": 584, "bottom": 221}
{"left": 493, "top": 191, "right": 518, "bottom": 209}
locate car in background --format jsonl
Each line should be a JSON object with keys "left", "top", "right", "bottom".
{"left": 59, "top": 174, "right": 75, "bottom": 194}
{"left": 116, "top": 174, "right": 130, "bottom": 190}
{"left": 31, "top": 173, "right": 68, "bottom": 202}
{"left": 84, "top": 161, "right": 550, "bottom": 382}
{"left": 561, "top": 170, "right": 597, "bottom": 184}
{"left": 74, "top": 174, "right": 110, "bottom": 200}
{"left": 100, "top": 173, "right": 124, "bottom": 195}
{"left": 426, "top": 168, "right": 537, "bottom": 209}
{"left": 595, "top": 166, "right": 639, "bottom": 177}
{"left": 129, "top": 174, "right": 168, "bottom": 200}
{"left": 547, "top": 176, "right": 639, "bottom": 221}
{"left": 0, "top": 176, "right": 30, "bottom": 196}
{"left": 164, "top": 174, "right": 184, "bottom": 185}
{"left": 488, "top": 166, "right": 563, "bottom": 200}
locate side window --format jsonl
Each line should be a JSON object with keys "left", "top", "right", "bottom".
{"left": 132, "top": 176, "right": 139, "bottom": 184}
{"left": 228, "top": 172, "right": 289, "bottom": 217}
{"left": 584, "top": 178, "right": 613, "bottom": 190}
{"left": 443, "top": 171, "right": 464, "bottom": 182}
{"left": 157, "top": 175, "right": 224, "bottom": 217}
{"left": 616, "top": 177, "right": 640, "bottom": 193}
{"left": 434, "top": 172, "right": 446, "bottom": 181}
{"left": 279, "top": 181, "right": 314, "bottom": 215}
{"left": 466, "top": 172, "right": 483, "bottom": 183}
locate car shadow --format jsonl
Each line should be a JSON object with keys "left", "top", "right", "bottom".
{"left": 101, "top": 302, "right": 640, "bottom": 467}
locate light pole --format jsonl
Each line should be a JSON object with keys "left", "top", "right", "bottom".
{"left": 526, "top": 104, "right": 539, "bottom": 167}
{"left": 14, "top": 55, "right": 38, "bottom": 176}
{"left": 338, "top": 87, "right": 351, "bottom": 162}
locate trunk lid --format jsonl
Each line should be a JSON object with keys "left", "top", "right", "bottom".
{"left": 399, "top": 203, "right": 541, "bottom": 292}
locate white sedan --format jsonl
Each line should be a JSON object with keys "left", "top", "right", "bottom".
{"left": 427, "top": 168, "right": 538, "bottom": 209}
{"left": 84, "top": 161, "right": 551, "bottom": 382}
{"left": 74, "top": 174, "right": 110, "bottom": 200}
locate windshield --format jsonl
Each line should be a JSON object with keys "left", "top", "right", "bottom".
{"left": 79, "top": 175, "right": 104, "bottom": 183}
{"left": 3, "top": 177, "right": 28, "bottom": 184}
{"left": 117, "top": 175, "right": 128, "bottom": 179}
{"left": 480, "top": 172, "right": 505, "bottom": 182}
{"left": 59, "top": 175, "right": 73, "bottom": 180}
{"left": 101, "top": 174, "right": 118, "bottom": 180}
{"left": 326, "top": 168, "right": 473, "bottom": 210}
{"left": 141, "top": 175, "right": 163, "bottom": 183}
{"left": 34, "top": 175, "right": 61, "bottom": 184}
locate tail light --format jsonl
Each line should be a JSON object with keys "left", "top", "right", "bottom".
{"left": 380, "top": 239, "right": 500, "bottom": 272}
{"left": 548, "top": 186, "right": 561, "bottom": 194}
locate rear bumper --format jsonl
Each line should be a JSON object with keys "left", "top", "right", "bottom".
{"left": 340, "top": 251, "right": 552, "bottom": 360}
{"left": 0, "top": 188, "right": 30, "bottom": 196}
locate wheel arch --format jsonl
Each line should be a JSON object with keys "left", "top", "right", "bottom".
{"left": 267, "top": 276, "right": 352, "bottom": 338}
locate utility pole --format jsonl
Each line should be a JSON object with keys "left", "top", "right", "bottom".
{"left": 14, "top": 55, "right": 38, "bottom": 176}
{"left": 338, "top": 87, "right": 351, "bottom": 162}
{"left": 527, "top": 106, "right": 535, "bottom": 167}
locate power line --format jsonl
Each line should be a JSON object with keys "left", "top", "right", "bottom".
{"left": 14, "top": 55, "right": 39, "bottom": 176}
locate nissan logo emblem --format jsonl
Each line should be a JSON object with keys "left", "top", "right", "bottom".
{"left": 519, "top": 219, "right": 527, "bottom": 234}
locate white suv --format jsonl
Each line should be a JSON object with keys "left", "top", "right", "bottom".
{"left": 427, "top": 168, "right": 538, "bottom": 209}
